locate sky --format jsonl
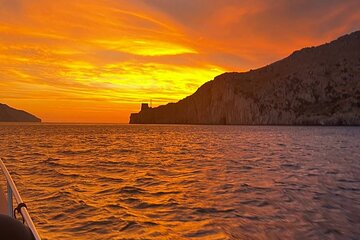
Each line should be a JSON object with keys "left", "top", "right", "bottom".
{"left": 0, "top": 0, "right": 359, "bottom": 123}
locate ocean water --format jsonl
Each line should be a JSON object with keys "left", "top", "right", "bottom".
{"left": 0, "top": 124, "right": 359, "bottom": 240}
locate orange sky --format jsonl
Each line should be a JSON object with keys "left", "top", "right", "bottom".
{"left": 0, "top": 0, "right": 359, "bottom": 123}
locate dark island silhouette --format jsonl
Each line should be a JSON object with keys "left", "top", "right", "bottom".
{"left": 130, "top": 30, "right": 360, "bottom": 125}
{"left": 0, "top": 103, "right": 41, "bottom": 122}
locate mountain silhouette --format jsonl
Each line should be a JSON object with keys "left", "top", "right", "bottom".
{"left": 130, "top": 30, "right": 360, "bottom": 125}
{"left": 0, "top": 104, "right": 41, "bottom": 122}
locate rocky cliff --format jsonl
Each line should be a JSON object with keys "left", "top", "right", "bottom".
{"left": 0, "top": 104, "right": 41, "bottom": 122}
{"left": 130, "top": 31, "right": 360, "bottom": 125}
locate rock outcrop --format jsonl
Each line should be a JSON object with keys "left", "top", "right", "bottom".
{"left": 130, "top": 31, "right": 360, "bottom": 125}
{"left": 0, "top": 104, "right": 41, "bottom": 122}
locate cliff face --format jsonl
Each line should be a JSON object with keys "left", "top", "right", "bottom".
{"left": 130, "top": 31, "right": 360, "bottom": 125}
{"left": 0, "top": 104, "right": 41, "bottom": 122}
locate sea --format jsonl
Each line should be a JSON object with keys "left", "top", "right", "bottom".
{"left": 0, "top": 124, "right": 359, "bottom": 240}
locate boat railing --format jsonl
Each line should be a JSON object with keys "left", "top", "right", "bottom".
{"left": 0, "top": 158, "right": 41, "bottom": 240}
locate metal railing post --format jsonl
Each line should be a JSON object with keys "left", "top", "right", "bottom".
{"left": 7, "top": 181, "right": 13, "bottom": 217}
{"left": 0, "top": 159, "right": 41, "bottom": 240}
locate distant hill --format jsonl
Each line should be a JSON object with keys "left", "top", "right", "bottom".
{"left": 130, "top": 30, "right": 360, "bottom": 125}
{"left": 0, "top": 104, "right": 41, "bottom": 122}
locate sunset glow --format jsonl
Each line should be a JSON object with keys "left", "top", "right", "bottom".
{"left": 0, "top": 0, "right": 359, "bottom": 122}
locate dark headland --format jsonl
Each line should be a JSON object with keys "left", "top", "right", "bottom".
{"left": 130, "top": 31, "right": 360, "bottom": 125}
{"left": 0, "top": 103, "right": 41, "bottom": 122}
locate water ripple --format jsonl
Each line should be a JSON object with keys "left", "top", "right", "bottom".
{"left": 0, "top": 124, "right": 359, "bottom": 239}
